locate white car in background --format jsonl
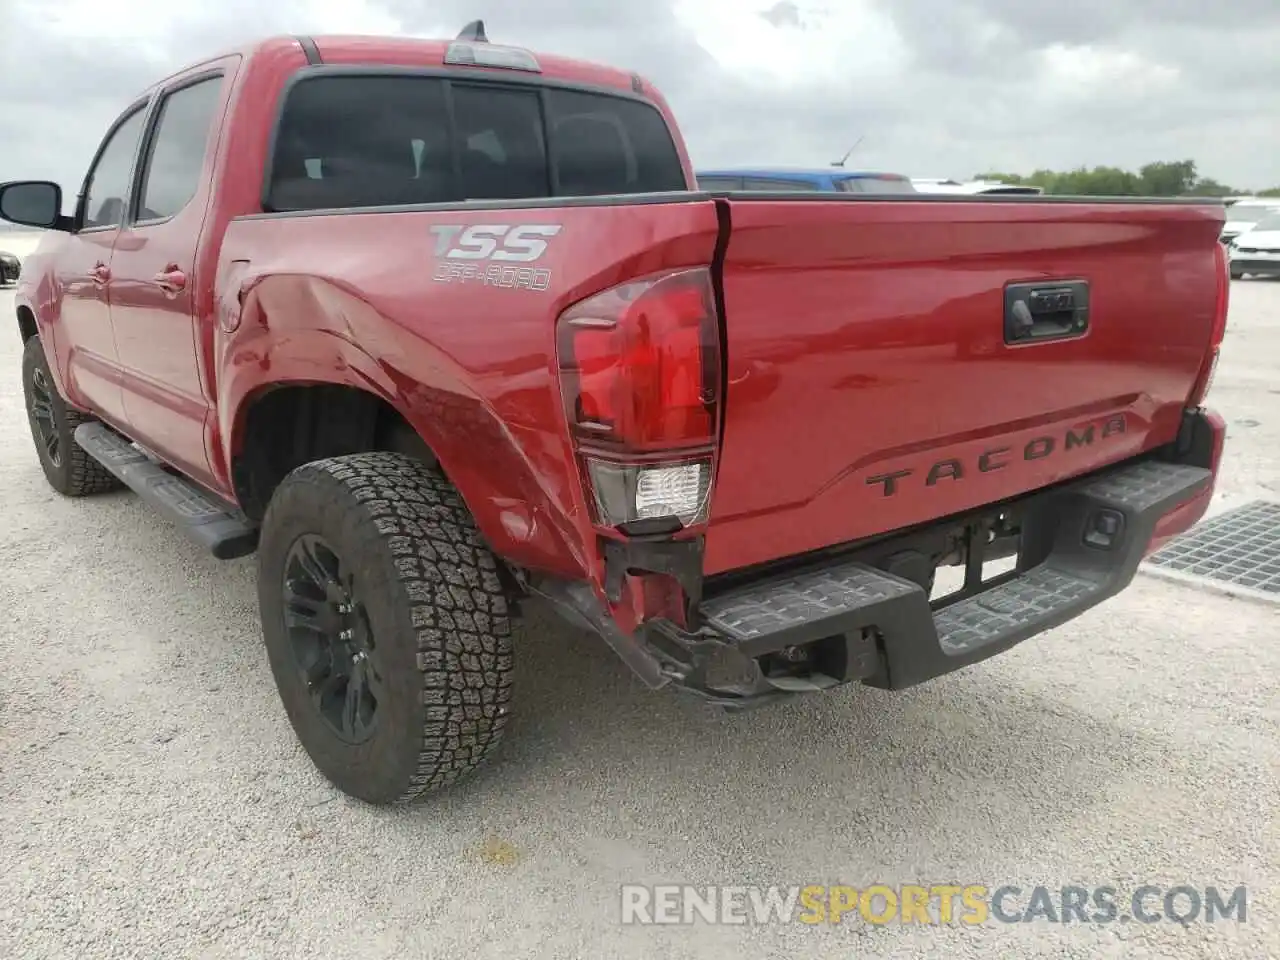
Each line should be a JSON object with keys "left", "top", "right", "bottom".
{"left": 912, "top": 178, "right": 1045, "bottom": 196}
{"left": 1228, "top": 208, "right": 1280, "bottom": 279}
{"left": 1221, "top": 197, "right": 1280, "bottom": 246}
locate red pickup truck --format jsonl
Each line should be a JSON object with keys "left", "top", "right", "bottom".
{"left": 3, "top": 26, "right": 1230, "bottom": 805}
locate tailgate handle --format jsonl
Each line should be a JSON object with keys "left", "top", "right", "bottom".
{"left": 1004, "top": 280, "right": 1089, "bottom": 344}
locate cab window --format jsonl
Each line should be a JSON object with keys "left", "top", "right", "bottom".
{"left": 136, "top": 75, "right": 225, "bottom": 222}
{"left": 265, "top": 75, "right": 687, "bottom": 211}
{"left": 81, "top": 106, "right": 148, "bottom": 229}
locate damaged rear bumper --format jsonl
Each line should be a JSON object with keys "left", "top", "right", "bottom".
{"left": 540, "top": 410, "right": 1223, "bottom": 709}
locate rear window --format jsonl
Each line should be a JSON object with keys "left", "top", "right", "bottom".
{"left": 265, "top": 74, "right": 687, "bottom": 212}
{"left": 834, "top": 176, "right": 917, "bottom": 194}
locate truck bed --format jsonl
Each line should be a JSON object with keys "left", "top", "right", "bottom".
{"left": 218, "top": 189, "right": 1225, "bottom": 584}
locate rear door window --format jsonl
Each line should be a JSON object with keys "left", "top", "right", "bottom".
{"left": 265, "top": 75, "right": 687, "bottom": 212}
{"left": 137, "top": 75, "right": 225, "bottom": 222}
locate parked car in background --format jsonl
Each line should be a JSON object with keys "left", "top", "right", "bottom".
{"left": 0, "top": 250, "right": 20, "bottom": 286}
{"left": 1220, "top": 197, "right": 1280, "bottom": 246}
{"left": 1228, "top": 209, "right": 1280, "bottom": 278}
{"left": 912, "top": 178, "right": 1045, "bottom": 196}
{"left": 694, "top": 166, "right": 916, "bottom": 193}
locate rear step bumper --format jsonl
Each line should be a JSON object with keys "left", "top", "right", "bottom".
{"left": 634, "top": 457, "right": 1213, "bottom": 707}
{"left": 74, "top": 423, "right": 258, "bottom": 560}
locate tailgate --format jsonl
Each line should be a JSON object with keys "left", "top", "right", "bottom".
{"left": 703, "top": 195, "right": 1226, "bottom": 574}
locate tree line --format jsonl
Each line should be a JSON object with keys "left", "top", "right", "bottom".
{"left": 973, "top": 160, "right": 1280, "bottom": 198}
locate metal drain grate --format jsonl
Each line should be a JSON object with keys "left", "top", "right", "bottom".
{"left": 1145, "top": 500, "right": 1280, "bottom": 599}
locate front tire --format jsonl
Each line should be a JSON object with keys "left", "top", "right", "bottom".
{"left": 21, "top": 336, "right": 123, "bottom": 497}
{"left": 257, "top": 452, "right": 514, "bottom": 804}
{"left": 1230, "top": 268, "right": 1244, "bottom": 280}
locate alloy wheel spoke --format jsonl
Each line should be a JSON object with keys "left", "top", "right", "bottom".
{"left": 283, "top": 580, "right": 329, "bottom": 634}
{"left": 284, "top": 533, "right": 378, "bottom": 744}
{"left": 308, "top": 667, "right": 344, "bottom": 712}
{"left": 342, "top": 666, "right": 367, "bottom": 738}
{"left": 30, "top": 396, "right": 54, "bottom": 425}
{"left": 296, "top": 535, "right": 340, "bottom": 591}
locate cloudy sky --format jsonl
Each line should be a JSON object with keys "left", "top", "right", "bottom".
{"left": 2, "top": 0, "right": 1278, "bottom": 195}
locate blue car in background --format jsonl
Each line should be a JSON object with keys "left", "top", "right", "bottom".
{"left": 693, "top": 166, "right": 917, "bottom": 193}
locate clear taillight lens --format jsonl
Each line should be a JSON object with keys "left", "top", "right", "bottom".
{"left": 587, "top": 459, "right": 712, "bottom": 527}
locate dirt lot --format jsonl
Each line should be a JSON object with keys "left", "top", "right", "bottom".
{"left": 1, "top": 230, "right": 1276, "bottom": 959}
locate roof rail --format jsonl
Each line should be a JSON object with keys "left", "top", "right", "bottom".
{"left": 457, "top": 20, "right": 488, "bottom": 42}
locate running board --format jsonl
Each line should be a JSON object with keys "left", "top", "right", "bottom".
{"left": 73, "top": 423, "right": 258, "bottom": 560}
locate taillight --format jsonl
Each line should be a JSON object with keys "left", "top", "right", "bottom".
{"left": 556, "top": 267, "right": 721, "bottom": 529}
{"left": 1210, "top": 239, "right": 1231, "bottom": 347}
{"left": 1189, "top": 241, "right": 1231, "bottom": 408}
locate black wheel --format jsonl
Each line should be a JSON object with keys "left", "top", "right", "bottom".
{"left": 1230, "top": 269, "right": 1245, "bottom": 280}
{"left": 21, "top": 336, "right": 123, "bottom": 497}
{"left": 257, "top": 452, "right": 514, "bottom": 804}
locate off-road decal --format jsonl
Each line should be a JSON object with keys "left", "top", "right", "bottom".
{"left": 429, "top": 223, "right": 562, "bottom": 290}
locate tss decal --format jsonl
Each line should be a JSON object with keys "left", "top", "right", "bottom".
{"left": 429, "top": 224, "right": 562, "bottom": 261}
{"left": 429, "top": 223, "right": 562, "bottom": 291}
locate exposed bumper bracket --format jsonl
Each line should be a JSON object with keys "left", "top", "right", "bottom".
{"left": 585, "top": 454, "right": 1214, "bottom": 707}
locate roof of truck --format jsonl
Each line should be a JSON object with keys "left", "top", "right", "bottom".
{"left": 163, "top": 32, "right": 648, "bottom": 101}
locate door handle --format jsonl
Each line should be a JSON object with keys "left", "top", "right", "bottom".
{"left": 89, "top": 262, "right": 111, "bottom": 285}
{"left": 1004, "top": 280, "right": 1090, "bottom": 344}
{"left": 152, "top": 266, "right": 187, "bottom": 295}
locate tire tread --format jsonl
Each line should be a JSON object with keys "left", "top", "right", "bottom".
{"left": 265, "top": 452, "right": 514, "bottom": 803}
{"left": 22, "top": 336, "right": 123, "bottom": 497}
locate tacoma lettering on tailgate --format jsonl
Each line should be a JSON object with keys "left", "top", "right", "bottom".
{"left": 866, "top": 414, "right": 1128, "bottom": 497}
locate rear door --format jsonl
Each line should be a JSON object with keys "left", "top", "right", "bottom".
{"left": 702, "top": 195, "right": 1226, "bottom": 574}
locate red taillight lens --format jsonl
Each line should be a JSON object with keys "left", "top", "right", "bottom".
{"left": 556, "top": 268, "right": 720, "bottom": 453}
{"left": 556, "top": 267, "right": 722, "bottom": 529}
{"left": 1189, "top": 241, "right": 1231, "bottom": 408}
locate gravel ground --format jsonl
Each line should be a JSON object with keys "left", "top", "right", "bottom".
{"left": 1, "top": 232, "right": 1277, "bottom": 959}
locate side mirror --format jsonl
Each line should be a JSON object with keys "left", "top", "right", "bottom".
{"left": 0, "top": 180, "right": 71, "bottom": 231}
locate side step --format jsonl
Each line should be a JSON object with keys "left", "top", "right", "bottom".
{"left": 74, "top": 423, "right": 258, "bottom": 560}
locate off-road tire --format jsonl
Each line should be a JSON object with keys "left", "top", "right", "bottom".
{"left": 257, "top": 452, "right": 514, "bottom": 804}
{"left": 21, "top": 335, "right": 123, "bottom": 497}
